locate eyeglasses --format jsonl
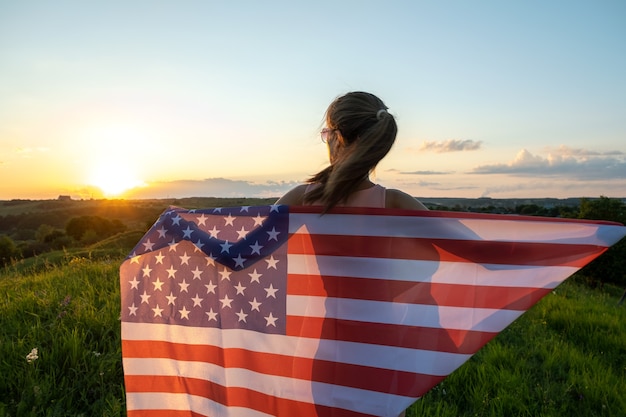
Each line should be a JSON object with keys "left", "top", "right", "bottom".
{"left": 320, "top": 128, "right": 337, "bottom": 143}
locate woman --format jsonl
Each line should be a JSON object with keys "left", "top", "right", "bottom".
{"left": 278, "top": 91, "right": 425, "bottom": 417}
{"left": 277, "top": 91, "right": 427, "bottom": 213}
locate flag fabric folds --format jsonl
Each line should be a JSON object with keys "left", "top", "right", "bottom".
{"left": 120, "top": 205, "right": 626, "bottom": 417}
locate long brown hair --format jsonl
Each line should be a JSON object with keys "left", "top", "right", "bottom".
{"left": 303, "top": 91, "right": 397, "bottom": 211}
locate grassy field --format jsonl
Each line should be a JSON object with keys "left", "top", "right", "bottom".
{"left": 1, "top": 254, "right": 124, "bottom": 416}
{"left": 1, "top": 249, "right": 625, "bottom": 416}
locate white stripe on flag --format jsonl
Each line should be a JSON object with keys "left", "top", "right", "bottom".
{"left": 288, "top": 254, "right": 577, "bottom": 288}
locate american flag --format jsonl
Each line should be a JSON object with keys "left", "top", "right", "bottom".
{"left": 120, "top": 205, "right": 626, "bottom": 417}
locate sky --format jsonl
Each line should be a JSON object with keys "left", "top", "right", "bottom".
{"left": 1, "top": 0, "right": 625, "bottom": 201}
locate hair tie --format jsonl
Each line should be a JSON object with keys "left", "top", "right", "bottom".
{"left": 376, "top": 109, "right": 387, "bottom": 120}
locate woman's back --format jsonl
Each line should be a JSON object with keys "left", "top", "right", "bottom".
{"left": 305, "top": 183, "right": 386, "bottom": 208}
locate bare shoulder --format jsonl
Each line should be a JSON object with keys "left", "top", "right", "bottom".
{"left": 385, "top": 188, "right": 428, "bottom": 210}
{"left": 275, "top": 184, "right": 308, "bottom": 206}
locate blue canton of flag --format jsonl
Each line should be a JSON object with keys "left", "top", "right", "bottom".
{"left": 121, "top": 205, "right": 289, "bottom": 334}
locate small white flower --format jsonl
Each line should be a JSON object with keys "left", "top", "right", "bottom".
{"left": 92, "top": 351, "right": 101, "bottom": 357}
{"left": 26, "top": 347, "right": 39, "bottom": 363}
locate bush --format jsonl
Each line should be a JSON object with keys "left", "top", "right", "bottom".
{"left": 0, "top": 234, "right": 19, "bottom": 266}
{"left": 65, "top": 216, "right": 126, "bottom": 242}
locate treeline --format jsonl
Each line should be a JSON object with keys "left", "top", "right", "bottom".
{"left": 0, "top": 215, "right": 127, "bottom": 263}
{"left": 0, "top": 199, "right": 165, "bottom": 265}
{"left": 0, "top": 199, "right": 165, "bottom": 234}
{"left": 433, "top": 201, "right": 580, "bottom": 217}
{"left": 1, "top": 196, "right": 625, "bottom": 287}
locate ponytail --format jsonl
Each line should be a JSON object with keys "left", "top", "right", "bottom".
{"left": 303, "top": 92, "right": 397, "bottom": 212}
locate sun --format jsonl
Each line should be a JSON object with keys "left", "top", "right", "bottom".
{"left": 88, "top": 162, "right": 145, "bottom": 197}
{"left": 82, "top": 125, "right": 148, "bottom": 197}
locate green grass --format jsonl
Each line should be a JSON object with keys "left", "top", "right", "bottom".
{"left": 409, "top": 279, "right": 626, "bottom": 417}
{"left": 0, "top": 255, "right": 124, "bottom": 416}
{"left": 1, "top": 253, "right": 625, "bottom": 416}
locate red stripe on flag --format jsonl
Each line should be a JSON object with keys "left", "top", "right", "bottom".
{"left": 288, "top": 233, "right": 605, "bottom": 267}
{"left": 286, "top": 315, "right": 497, "bottom": 355}
{"left": 122, "top": 340, "right": 445, "bottom": 397}
{"left": 288, "top": 273, "right": 553, "bottom": 310}
{"left": 124, "top": 375, "right": 369, "bottom": 417}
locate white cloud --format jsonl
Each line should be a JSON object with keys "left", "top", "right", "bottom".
{"left": 419, "top": 139, "right": 482, "bottom": 153}
{"left": 471, "top": 148, "right": 626, "bottom": 180}
{"left": 543, "top": 145, "right": 624, "bottom": 157}
{"left": 398, "top": 170, "right": 455, "bottom": 175}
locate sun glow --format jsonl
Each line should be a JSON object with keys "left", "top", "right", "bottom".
{"left": 82, "top": 125, "right": 149, "bottom": 197}
{"left": 89, "top": 163, "right": 145, "bottom": 197}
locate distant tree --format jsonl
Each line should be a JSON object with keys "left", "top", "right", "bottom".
{"left": 577, "top": 196, "right": 626, "bottom": 286}
{"left": 578, "top": 196, "right": 626, "bottom": 224}
{"left": 65, "top": 217, "right": 89, "bottom": 241}
{"left": 36, "top": 224, "right": 57, "bottom": 242}
{"left": 43, "top": 229, "right": 66, "bottom": 243}
{"left": 558, "top": 205, "right": 578, "bottom": 219}
{"left": 0, "top": 234, "right": 19, "bottom": 266}
{"left": 476, "top": 205, "right": 497, "bottom": 213}
{"left": 45, "top": 230, "right": 73, "bottom": 250}
{"left": 80, "top": 229, "right": 100, "bottom": 245}
{"left": 515, "top": 204, "right": 554, "bottom": 216}
{"left": 516, "top": 204, "right": 540, "bottom": 215}
{"left": 10, "top": 228, "right": 36, "bottom": 241}
{"left": 19, "top": 241, "right": 49, "bottom": 258}
{"left": 65, "top": 216, "right": 127, "bottom": 242}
